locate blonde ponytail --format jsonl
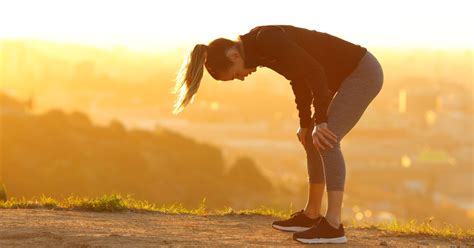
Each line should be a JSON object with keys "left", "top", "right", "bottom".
{"left": 171, "top": 44, "right": 208, "bottom": 115}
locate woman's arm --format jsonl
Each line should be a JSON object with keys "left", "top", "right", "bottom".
{"left": 289, "top": 78, "right": 313, "bottom": 128}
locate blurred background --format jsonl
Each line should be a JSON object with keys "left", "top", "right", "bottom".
{"left": 1, "top": 0, "right": 472, "bottom": 228}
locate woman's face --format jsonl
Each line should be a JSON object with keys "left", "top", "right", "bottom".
{"left": 218, "top": 46, "right": 257, "bottom": 81}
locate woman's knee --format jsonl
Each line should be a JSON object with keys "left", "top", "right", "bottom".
{"left": 317, "top": 142, "right": 341, "bottom": 155}
{"left": 302, "top": 129, "right": 316, "bottom": 150}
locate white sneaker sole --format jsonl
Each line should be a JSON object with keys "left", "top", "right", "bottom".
{"left": 271, "top": 224, "right": 311, "bottom": 232}
{"left": 296, "top": 236, "right": 348, "bottom": 244}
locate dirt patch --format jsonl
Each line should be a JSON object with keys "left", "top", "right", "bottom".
{"left": 0, "top": 209, "right": 471, "bottom": 247}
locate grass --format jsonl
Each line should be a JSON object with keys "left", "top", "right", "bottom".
{"left": 351, "top": 217, "right": 474, "bottom": 241}
{"left": 1, "top": 192, "right": 473, "bottom": 241}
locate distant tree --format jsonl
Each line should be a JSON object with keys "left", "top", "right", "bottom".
{"left": 70, "top": 110, "right": 93, "bottom": 127}
{"left": 25, "top": 92, "right": 34, "bottom": 112}
{"left": 226, "top": 156, "right": 273, "bottom": 193}
{"left": 108, "top": 119, "right": 126, "bottom": 133}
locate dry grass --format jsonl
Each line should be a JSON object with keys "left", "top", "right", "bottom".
{"left": 1, "top": 192, "right": 473, "bottom": 241}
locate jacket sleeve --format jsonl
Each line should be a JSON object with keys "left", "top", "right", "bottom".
{"left": 255, "top": 26, "right": 330, "bottom": 125}
{"left": 289, "top": 78, "right": 313, "bottom": 128}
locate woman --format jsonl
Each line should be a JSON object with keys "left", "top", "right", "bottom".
{"left": 172, "top": 24, "right": 384, "bottom": 244}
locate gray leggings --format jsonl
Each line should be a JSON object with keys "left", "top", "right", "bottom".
{"left": 302, "top": 50, "right": 384, "bottom": 191}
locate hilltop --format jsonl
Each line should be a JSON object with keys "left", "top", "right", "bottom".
{"left": 1, "top": 208, "right": 472, "bottom": 247}
{"left": 0, "top": 194, "right": 472, "bottom": 247}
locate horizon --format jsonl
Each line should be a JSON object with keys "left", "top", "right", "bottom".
{"left": 1, "top": 37, "right": 473, "bottom": 55}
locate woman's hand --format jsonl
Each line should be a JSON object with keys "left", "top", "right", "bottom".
{"left": 296, "top": 127, "right": 309, "bottom": 147}
{"left": 312, "top": 122, "right": 338, "bottom": 150}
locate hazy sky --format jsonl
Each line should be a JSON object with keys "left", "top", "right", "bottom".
{"left": 1, "top": 0, "right": 472, "bottom": 51}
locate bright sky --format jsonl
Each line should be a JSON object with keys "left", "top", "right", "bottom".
{"left": 0, "top": 0, "right": 472, "bottom": 52}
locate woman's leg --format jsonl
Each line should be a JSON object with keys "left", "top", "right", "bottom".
{"left": 317, "top": 51, "right": 384, "bottom": 227}
{"left": 302, "top": 122, "right": 325, "bottom": 218}
{"left": 301, "top": 88, "right": 338, "bottom": 218}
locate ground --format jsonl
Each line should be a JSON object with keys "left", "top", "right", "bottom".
{"left": 0, "top": 209, "right": 471, "bottom": 247}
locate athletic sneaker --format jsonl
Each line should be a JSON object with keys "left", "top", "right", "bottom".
{"left": 271, "top": 209, "right": 323, "bottom": 232}
{"left": 292, "top": 216, "right": 348, "bottom": 244}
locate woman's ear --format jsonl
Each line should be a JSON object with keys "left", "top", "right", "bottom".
{"left": 226, "top": 46, "right": 241, "bottom": 62}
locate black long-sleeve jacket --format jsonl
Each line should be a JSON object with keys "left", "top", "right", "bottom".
{"left": 238, "top": 24, "right": 367, "bottom": 127}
